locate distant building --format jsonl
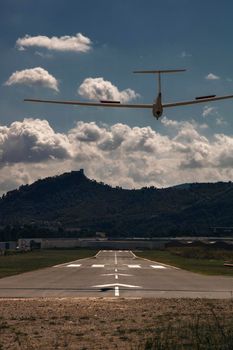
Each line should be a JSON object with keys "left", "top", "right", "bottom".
{"left": 0, "top": 241, "right": 17, "bottom": 254}
{"left": 17, "top": 236, "right": 233, "bottom": 250}
{"left": 212, "top": 227, "right": 233, "bottom": 234}
{"left": 96, "top": 232, "right": 106, "bottom": 239}
{"left": 18, "top": 238, "right": 80, "bottom": 250}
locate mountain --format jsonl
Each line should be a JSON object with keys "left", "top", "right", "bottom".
{"left": 0, "top": 169, "right": 233, "bottom": 239}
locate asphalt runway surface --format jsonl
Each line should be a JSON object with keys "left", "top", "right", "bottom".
{"left": 0, "top": 250, "right": 232, "bottom": 298}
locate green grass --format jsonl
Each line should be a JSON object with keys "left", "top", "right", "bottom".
{"left": 135, "top": 247, "right": 233, "bottom": 276}
{"left": 0, "top": 249, "right": 97, "bottom": 278}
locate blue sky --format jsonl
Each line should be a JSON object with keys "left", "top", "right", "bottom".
{"left": 1, "top": 0, "right": 233, "bottom": 193}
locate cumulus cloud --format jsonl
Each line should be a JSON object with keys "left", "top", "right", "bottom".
{"left": 1, "top": 118, "right": 233, "bottom": 195}
{"left": 0, "top": 118, "right": 72, "bottom": 164}
{"left": 78, "top": 77, "right": 139, "bottom": 102}
{"left": 16, "top": 33, "right": 92, "bottom": 53}
{"left": 4, "top": 67, "right": 59, "bottom": 92}
{"left": 205, "top": 73, "right": 220, "bottom": 80}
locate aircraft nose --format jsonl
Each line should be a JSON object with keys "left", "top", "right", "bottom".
{"left": 154, "top": 110, "right": 163, "bottom": 119}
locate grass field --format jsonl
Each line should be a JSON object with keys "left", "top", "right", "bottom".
{"left": 0, "top": 249, "right": 97, "bottom": 279}
{"left": 135, "top": 247, "right": 233, "bottom": 276}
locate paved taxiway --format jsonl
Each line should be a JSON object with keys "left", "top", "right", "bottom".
{"left": 0, "top": 250, "right": 232, "bottom": 298}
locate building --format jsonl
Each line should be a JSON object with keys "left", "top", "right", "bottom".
{"left": 0, "top": 241, "right": 17, "bottom": 254}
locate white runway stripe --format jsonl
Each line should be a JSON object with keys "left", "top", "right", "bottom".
{"left": 115, "top": 286, "right": 119, "bottom": 296}
{"left": 127, "top": 264, "right": 141, "bottom": 268}
{"left": 151, "top": 265, "right": 167, "bottom": 269}
{"left": 67, "top": 264, "right": 81, "bottom": 267}
{"left": 92, "top": 264, "right": 105, "bottom": 268}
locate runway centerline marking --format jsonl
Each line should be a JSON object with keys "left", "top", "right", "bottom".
{"left": 66, "top": 264, "right": 81, "bottom": 267}
{"left": 91, "top": 264, "right": 105, "bottom": 268}
{"left": 114, "top": 252, "right": 117, "bottom": 265}
{"left": 115, "top": 286, "right": 119, "bottom": 296}
{"left": 126, "top": 264, "right": 141, "bottom": 268}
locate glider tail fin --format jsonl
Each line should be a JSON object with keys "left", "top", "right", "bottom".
{"left": 133, "top": 69, "right": 186, "bottom": 94}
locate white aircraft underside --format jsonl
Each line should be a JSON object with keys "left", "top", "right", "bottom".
{"left": 24, "top": 69, "right": 233, "bottom": 120}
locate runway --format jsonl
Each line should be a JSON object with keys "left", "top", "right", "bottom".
{"left": 0, "top": 250, "right": 232, "bottom": 298}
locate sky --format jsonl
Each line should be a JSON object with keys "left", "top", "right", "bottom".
{"left": 1, "top": 0, "right": 233, "bottom": 194}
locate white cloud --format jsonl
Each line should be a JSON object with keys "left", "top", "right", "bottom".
{"left": 216, "top": 117, "right": 227, "bottom": 126}
{"left": 162, "top": 117, "right": 208, "bottom": 130}
{"left": 4, "top": 67, "right": 59, "bottom": 91}
{"left": 16, "top": 33, "right": 92, "bottom": 53}
{"left": 202, "top": 106, "right": 227, "bottom": 125}
{"left": 35, "top": 51, "right": 53, "bottom": 59}
{"left": 180, "top": 51, "right": 192, "bottom": 58}
{"left": 0, "top": 167, "right": 31, "bottom": 195}
{"left": 0, "top": 118, "right": 72, "bottom": 164}
{"left": 1, "top": 118, "right": 233, "bottom": 195}
{"left": 205, "top": 73, "right": 220, "bottom": 80}
{"left": 202, "top": 105, "right": 218, "bottom": 117}
{"left": 78, "top": 77, "right": 140, "bottom": 102}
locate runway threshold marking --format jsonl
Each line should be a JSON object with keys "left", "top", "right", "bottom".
{"left": 151, "top": 265, "right": 167, "bottom": 269}
{"left": 127, "top": 264, "right": 141, "bottom": 268}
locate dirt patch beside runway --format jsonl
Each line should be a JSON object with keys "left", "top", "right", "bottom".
{"left": 0, "top": 298, "right": 232, "bottom": 349}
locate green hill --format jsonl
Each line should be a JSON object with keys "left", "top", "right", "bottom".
{"left": 0, "top": 170, "right": 233, "bottom": 239}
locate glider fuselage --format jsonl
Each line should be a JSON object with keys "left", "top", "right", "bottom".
{"left": 153, "top": 92, "right": 163, "bottom": 119}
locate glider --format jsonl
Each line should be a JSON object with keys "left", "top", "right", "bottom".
{"left": 24, "top": 69, "right": 233, "bottom": 120}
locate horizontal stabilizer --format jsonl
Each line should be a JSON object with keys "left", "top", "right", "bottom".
{"left": 133, "top": 69, "right": 186, "bottom": 74}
